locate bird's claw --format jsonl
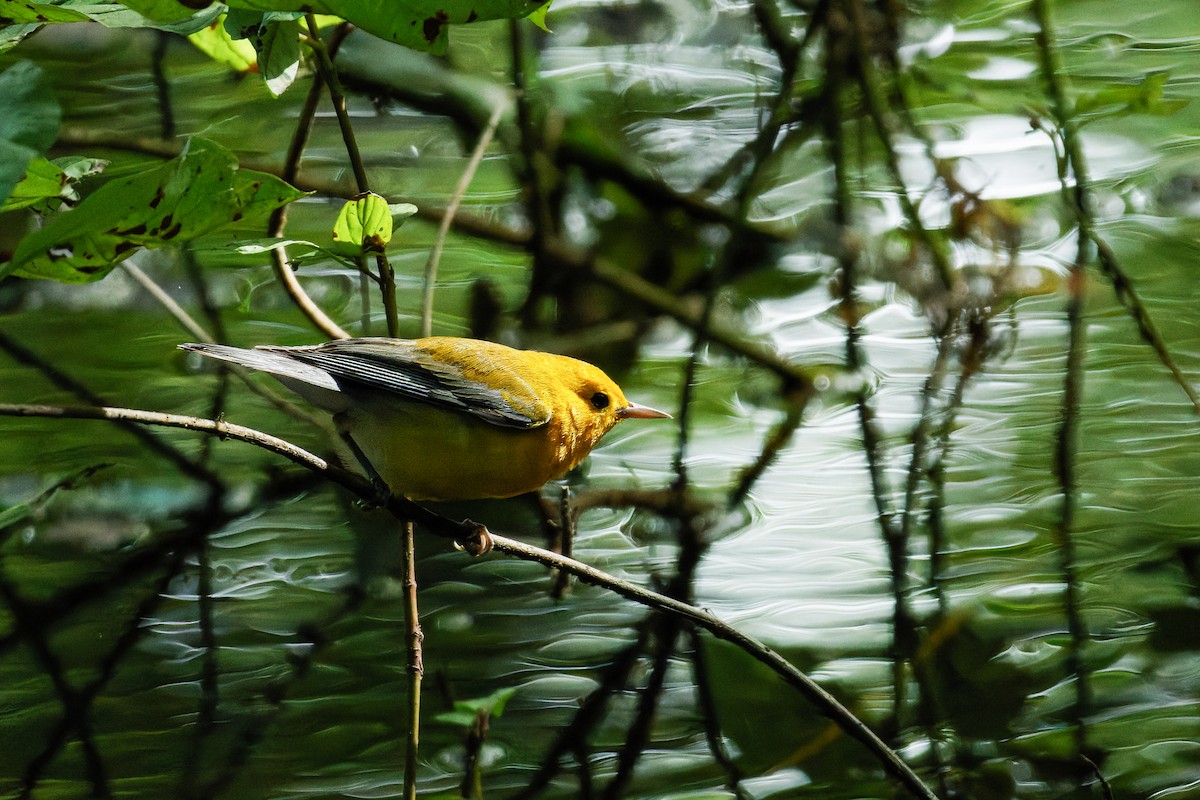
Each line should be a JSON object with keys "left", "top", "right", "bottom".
{"left": 353, "top": 477, "right": 394, "bottom": 510}
{"left": 453, "top": 519, "right": 493, "bottom": 556}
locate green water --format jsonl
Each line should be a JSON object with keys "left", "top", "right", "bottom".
{"left": 2, "top": 0, "right": 1200, "bottom": 798}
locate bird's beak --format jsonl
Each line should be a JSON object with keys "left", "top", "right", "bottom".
{"left": 618, "top": 402, "right": 672, "bottom": 420}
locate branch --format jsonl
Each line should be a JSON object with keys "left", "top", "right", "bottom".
{"left": 421, "top": 100, "right": 508, "bottom": 337}
{"left": 0, "top": 401, "right": 937, "bottom": 799}
{"left": 1029, "top": 0, "right": 1198, "bottom": 412}
{"left": 304, "top": 14, "right": 398, "bottom": 336}
{"left": 1032, "top": 0, "right": 1094, "bottom": 768}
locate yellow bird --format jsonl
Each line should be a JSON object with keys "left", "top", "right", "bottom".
{"left": 180, "top": 337, "right": 670, "bottom": 501}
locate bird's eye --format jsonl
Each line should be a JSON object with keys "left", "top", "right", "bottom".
{"left": 590, "top": 391, "right": 610, "bottom": 410}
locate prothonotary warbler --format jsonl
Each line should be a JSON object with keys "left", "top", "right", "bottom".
{"left": 180, "top": 337, "right": 671, "bottom": 501}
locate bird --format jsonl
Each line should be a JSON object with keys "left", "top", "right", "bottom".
{"left": 179, "top": 337, "right": 670, "bottom": 502}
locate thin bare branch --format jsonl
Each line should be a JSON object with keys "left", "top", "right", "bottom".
{"left": 422, "top": 101, "right": 508, "bottom": 337}
{"left": 0, "top": 400, "right": 937, "bottom": 800}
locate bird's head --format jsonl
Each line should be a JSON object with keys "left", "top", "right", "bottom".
{"left": 553, "top": 357, "right": 671, "bottom": 451}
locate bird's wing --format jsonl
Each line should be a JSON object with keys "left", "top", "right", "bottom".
{"left": 261, "top": 339, "right": 550, "bottom": 430}
{"left": 179, "top": 343, "right": 342, "bottom": 392}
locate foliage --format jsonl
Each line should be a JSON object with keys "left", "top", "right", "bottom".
{"left": 4, "top": 137, "right": 307, "bottom": 282}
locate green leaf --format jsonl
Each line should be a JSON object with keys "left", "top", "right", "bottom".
{"left": 110, "top": 0, "right": 200, "bottom": 24}
{"left": 2, "top": 157, "right": 66, "bottom": 212}
{"left": 3, "top": 137, "right": 308, "bottom": 283}
{"left": 58, "top": 0, "right": 222, "bottom": 35}
{"left": 390, "top": 202, "right": 418, "bottom": 225}
{"left": 432, "top": 687, "right": 518, "bottom": 727}
{"left": 221, "top": 237, "right": 355, "bottom": 270}
{"left": 0, "top": 61, "right": 61, "bottom": 210}
{"left": 1075, "top": 71, "right": 1190, "bottom": 119}
{"left": 0, "top": 0, "right": 89, "bottom": 23}
{"left": 223, "top": 0, "right": 544, "bottom": 54}
{"left": 0, "top": 23, "right": 41, "bottom": 54}
{"left": 223, "top": 9, "right": 301, "bottom": 96}
{"left": 188, "top": 15, "right": 258, "bottom": 72}
{"left": 2, "top": 156, "right": 107, "bottom": 213}
{"left": 331, "top": 192, "right": 394, "bottom": 256}
{"left": 527, "top": 1, "right": 551, "bottom": 32}
{"left": 230, "top": 237, "right": 323, "bottom": 255}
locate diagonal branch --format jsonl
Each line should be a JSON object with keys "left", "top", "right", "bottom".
{"left": 0, "top": 400, "right": 938, "bottom": 799}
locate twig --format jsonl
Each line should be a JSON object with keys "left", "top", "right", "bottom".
{"left": 1091, "top": 236, "right": 1200, "bottom": 411}
{"left": 602, "top": 615, "right": 682, "bottom": 800}
{"left": 1, "top": 569, "right": 111, "bottom": 799}
{"left": 1032, "top": 0, "right": 1094, "bottom": 762}
{"left": 0, "top": 403, "right": 331, "bottom": 474}
{"left": 487, "top": 531, "right": 937, "bottom": 800}
{"left": 421, "top": 101, "right": 508, "bottom": 337}
{"left": 5, "top": 499, "right": 210, "bottom": 800}
{"left": 121, "top": 261, "right": 213, "bottom": 342}
{"left": 1028, "top": 0, "right": 1197, "bottom": 412}
{"left": 180, "top": 534, "right": 220, "bottom": 799}
{"left": 843, "top": 0, "right": 954, "bottom": 291}
{"left": 0, "top": 401, "right": 938, "bottom": 799}
{"left": 686, "top": 627, "right": 748, "bottom": 799}
{"left": 701, "top": 0, "right": 804, "bottom": 194}
{"left": 508, "top": 18, "right": 556, "bottom": 327}
{"left": 550, "top": 486, "right": 575, "bottom": 598}
{"left": 899, "top": 331, "right": 955, "bottom": 542}
{"left": 512, "top": 626, "right": 652, "bottom": 799}
{"left": 267, "top": 22, "right": 353, "bottom": 341}
{"left": 731, "top": 392, "right": 805, "bottom": 506}
{"left": 150, "top": 31, "right": 175, "bottom": 141}
{"left": 820, "top": 47, "right": 914, "bottom": 731}
{"left": 196, "top": 587, "right": 368, "bottom": 798}
{"left": 0, "top": 329, "right": 220, "bottom": 487}
{"left": 303, "top": 15, "right": 368, "bottom": 192}
{"left": 402, "top": 519, "right": 423, "bottom": 800}
{"left": 307, "top": 24, "right": 414, "bottom": 779}
{"left": 303, "top": 14, "right": 399, "bottom": 336}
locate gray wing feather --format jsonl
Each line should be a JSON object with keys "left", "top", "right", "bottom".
{"left": 179, "top": 343, "right": 340, "bottom": 391}
{"left": 185, "top": 339, "right": 541, "bottom": 430}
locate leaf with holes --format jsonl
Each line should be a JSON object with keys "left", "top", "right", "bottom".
{"left": 2, "top": 156, "right": 107, "bottom": 213}
{"left": 3, "top": 137, "right": 308, "bottom": 284}
{"left": 0, "top": 61, "right": 60, "bottom": 210}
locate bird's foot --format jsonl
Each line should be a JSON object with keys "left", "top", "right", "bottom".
{"left": 354, "top": 477, "right": 394, "bottom": 510}
{"left": 453, "top": 519, "right": 493, "bottom": 556}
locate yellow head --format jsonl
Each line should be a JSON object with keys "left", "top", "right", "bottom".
{"left": 517, "top": 352, "right": 670, "bottom": 476}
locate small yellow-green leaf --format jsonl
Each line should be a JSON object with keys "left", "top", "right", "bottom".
{"left": 3, "top": 156, "right": 108, "bottom": 213}
{"left": 331, "top": 192, "right": 393, "bottom": 256}
{"left": 3, "top": 157, "right": 66, "bottom": 212}
{"left": 1074, "top": 71, "right": 1188, "bottom": 119}
{"left": 527, "top": 1, "right": 552, "bottom": 33}
{"left": 0, "top": 61, "right": 60, "bottom": 209}
{"left": 188, "top": 15, "right": 257, "bottom": 73}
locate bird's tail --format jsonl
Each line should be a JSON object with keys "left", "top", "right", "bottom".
{"left": 179, "top": 343, "right": 347, "bottom": 411}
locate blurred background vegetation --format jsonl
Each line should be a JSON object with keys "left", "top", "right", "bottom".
{"left": 2, "top": 0, "right": 1200, "bottom": 798}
